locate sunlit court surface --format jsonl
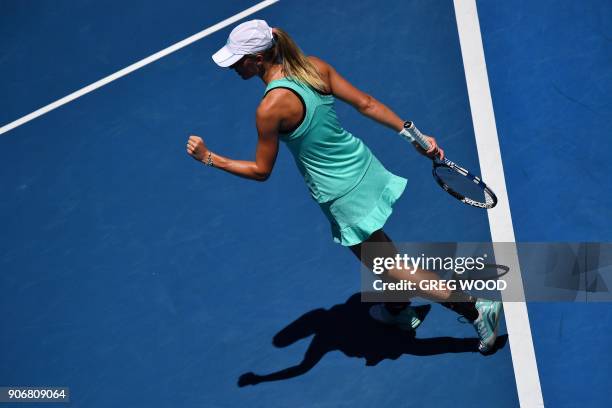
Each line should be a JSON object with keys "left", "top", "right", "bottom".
{"left": 1, "top": 0, "right": 611, "bottom": 407}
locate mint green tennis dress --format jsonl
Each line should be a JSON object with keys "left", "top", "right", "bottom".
{"left": 264, "top": 78, "right": 407, "bottom": 246}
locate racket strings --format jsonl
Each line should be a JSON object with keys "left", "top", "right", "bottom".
{"left": 435, "top": 167, "right": 488, "bottom": 201}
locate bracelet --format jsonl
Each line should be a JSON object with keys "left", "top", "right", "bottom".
{"left": 205, "top": 152, "right": 214, "bottom": 167}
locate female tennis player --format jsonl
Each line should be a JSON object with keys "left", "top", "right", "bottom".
{"left": 186, "top": 20, "right": 502, "bottom": 354}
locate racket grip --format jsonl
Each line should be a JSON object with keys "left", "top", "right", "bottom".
{"left": 399, "top": 121, "right": 431, "bottom": 150}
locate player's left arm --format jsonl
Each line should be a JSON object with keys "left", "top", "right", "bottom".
{"left": 187, "top": 104, "right": 280, "bottom": 182}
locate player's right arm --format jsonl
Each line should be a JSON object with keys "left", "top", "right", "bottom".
{"left": 309, "top": 56, "right": 405, "bottom": 131}
{"left": 309, "top": 56, "right": 442, "bottom": 159}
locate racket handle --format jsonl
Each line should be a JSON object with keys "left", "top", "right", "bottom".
{"left": 399, "top": 121, "right": 431, "bottom": 150}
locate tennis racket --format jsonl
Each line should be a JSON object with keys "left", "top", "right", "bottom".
{"left": 401, "top": 122, "right": 498, "bottom": 209}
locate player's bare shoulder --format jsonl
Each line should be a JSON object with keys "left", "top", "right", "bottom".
{"left": 257, "top": 87, "right": 299, "bottom": 128}
{"left": 260, "top": 87, "right": 296, "bottom": 113}
{"left": 307, "top": 56, "right": 331, "bottom": 87}
{"left": 307, "top": 56, "right": 328, "bottom": 72}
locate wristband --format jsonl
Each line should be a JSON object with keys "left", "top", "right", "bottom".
{"left": 205, "top": 152, "right": 214, "bottom": 166}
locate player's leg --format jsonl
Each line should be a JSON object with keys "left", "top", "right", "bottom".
{"left": 350, "top": 229, "right": 475, "bottom": 305}
{"left": 349, "top": 230, "right": 420, "bottom": 330}
{"left": 350, "top": 229, "right": 502, "bottom": 352}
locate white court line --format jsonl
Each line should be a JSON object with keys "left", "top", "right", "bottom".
{"left": 453, "top": 1, "right": 544, "bottom": 407}
{"left": 0, "top": 0, "right": 280, "bottom": 136}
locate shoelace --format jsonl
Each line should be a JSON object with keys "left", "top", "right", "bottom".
{"left": 457, "top": 314, "right": 488, "bottom": 340}
{"left": 475, "top": 319, "right": 488, "bottom": 339}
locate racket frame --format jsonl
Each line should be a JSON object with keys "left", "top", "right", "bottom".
{"left": 400, "top": 121, "right": 498, "bottom": 209}
{"left": 433, "top": 158, "right": 498, "bottom": 209}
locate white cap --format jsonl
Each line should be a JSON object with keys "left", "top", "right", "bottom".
{"left": 212, "top": 19, "right": 275, "bottom": 67}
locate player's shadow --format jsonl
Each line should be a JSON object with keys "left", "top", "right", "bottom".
{"left": 238, "top": 293, "right": 507, "bottom": 387}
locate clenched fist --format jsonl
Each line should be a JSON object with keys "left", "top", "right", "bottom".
{"left": 186, "top": 135, "right": 208, "bottom": 162}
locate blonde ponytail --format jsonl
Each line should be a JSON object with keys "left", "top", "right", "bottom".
{"left": 262, "top": 28, "right": 326, "bottom": 92}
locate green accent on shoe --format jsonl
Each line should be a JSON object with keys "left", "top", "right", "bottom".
{"left": 473, "top": 299, "right": 503, "bottom": 353}
{"left": 369, "top": 304, "right": 422, "bottom": 331}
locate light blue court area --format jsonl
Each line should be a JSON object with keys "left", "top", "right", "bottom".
{"left": 0, "top": 0, "right": 610, "bottom": 407}
{"left": 478, "top": 0, "right": 612, "bottom": 406}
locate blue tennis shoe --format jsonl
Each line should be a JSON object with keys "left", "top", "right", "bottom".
{"left": 473, "top": 299, "right": 503, "bottom": 354}
{"left": 369, "top": 304, "right": 422, "bottom": 331}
